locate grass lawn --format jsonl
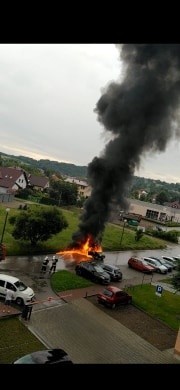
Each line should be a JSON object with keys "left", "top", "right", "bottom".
{"left": 128, "top": 284, "right": 180, "bottom": 330}
{"left": 0, "top": 205, "right": 167, "bottom": 256}
{"left": 50, "top": 270, "right": 93, "bottom": 292}
{"left": 0, "top": 317, "right": 45, "bottom": 364}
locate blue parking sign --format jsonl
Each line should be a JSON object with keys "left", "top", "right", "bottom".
{"left": 156, "top": 285, "right": 163, "bottom": 296}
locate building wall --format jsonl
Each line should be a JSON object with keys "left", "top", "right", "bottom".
{"left": 128, "top": 198, "right": 180, "bottom": 222}
{"left": 0, "top": 187, "right": 7, "bottom": 194}
{"left": 0, "top": 193, "right": 14, "bottom": 203}
{"left": 83, "top": 185, "right": 92, "bottom": 198}
{"left": 15, "top": 173, "right": 27, "bottom": 189}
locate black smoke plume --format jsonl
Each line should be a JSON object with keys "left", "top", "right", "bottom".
{"left": 71, "top": 44, "right": 180, "bottom": 247}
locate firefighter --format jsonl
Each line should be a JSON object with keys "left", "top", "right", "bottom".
{"left": 41, "top": 256, "right": 49, "bottom": 273}
{"left": 49, "top": 255, "right": 58, "bottom": 274}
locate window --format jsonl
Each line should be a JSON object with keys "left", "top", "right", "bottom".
{"left": 104, "top": 266, "right": 110, "bottom": 271}
{"left": 6, "top": 282, "right": 16, "bottom": 292}
{"left": 0, "top": 280, "right": 5, "bottom": 287}
{"left": 146, "top": 209, "right": 159, "bottom": 220}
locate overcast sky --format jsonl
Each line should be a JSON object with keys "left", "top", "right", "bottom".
{"left": 0, "top": 44, "right": 179, "bottom": 184}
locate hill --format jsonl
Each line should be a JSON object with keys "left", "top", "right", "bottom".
{"left": 0, "top": 152, "right": 87, "bottom": 178}
{"left": 0, "top": 152, "right": 180, "bottom": 197}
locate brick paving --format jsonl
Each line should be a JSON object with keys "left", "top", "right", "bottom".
{"left": 0, "top": 302, "right": 21, "bottom": 319}
{"left": 28, "top": 297, "right": 177, "bottom": 364}
{"left": 58, "top": 285, "right": 104, "bottom": 302}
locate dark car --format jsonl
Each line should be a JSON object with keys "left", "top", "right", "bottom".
{"left": 100, "top": 264, "right": 122, "bottom": 281}
{"left": 75, "top": 261, "right": 110, "bottom": 284}
{"left": 13, "top": 348, "right": 73, "bottom": 364}
{"left": 97, "top": 286, "right": 132, "bottom": 309}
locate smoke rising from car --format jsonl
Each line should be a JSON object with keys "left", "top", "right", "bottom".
{"left": 71, "top": 44, "right": 180, "bottom": 247}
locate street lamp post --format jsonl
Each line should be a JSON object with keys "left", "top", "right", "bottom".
{"left": 120, "top": 219, "right": 127, "bottom": 247}
{"left": 0, "top": 208, "right": 10, "bottom": 244}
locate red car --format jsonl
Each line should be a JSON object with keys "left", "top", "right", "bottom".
{"left": 97, "top": 286, "right": 132, "bottom": 309}
{"left": 128, "top": 256, "right": 154, "bottom": 273}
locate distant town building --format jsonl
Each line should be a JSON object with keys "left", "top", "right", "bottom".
{"left": 64, "top": 177, "right": 91, "bottom": 198}
{"left": 27, "top": 174, "right": 49, "bottom": 192}
{"left": 0, "top": 167, "right": 28, "bottom": 194}
{"left": 127, "top": 198, "right": 180, "bottom": 222}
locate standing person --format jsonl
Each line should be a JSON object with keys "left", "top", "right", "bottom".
{"left": 49, "top": 255, "right": 58, "bottom": 274}
{"left": 41, "top": 256, "right": 49, "bottom": 273}
{"left": 22, "top": 303, "right": 33, "bottom": 321}
{"left": 5, "top": 289, "right": 14, "bottom": 308}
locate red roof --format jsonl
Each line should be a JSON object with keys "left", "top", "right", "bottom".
{"left": 0, "top": 167, "right": 27, "bottom": 189}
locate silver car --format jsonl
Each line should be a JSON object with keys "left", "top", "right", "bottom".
{"left": 143, "top": 257, "right": 168, "bottom": 274}
{"left": 148, "top": 256, "right": 173, "bottom": 272}
{"left": 161, "top": 256, "right": 177, "bottom": 269}
{"left": 101, "top": 264, "right": 123, "bottom": 281}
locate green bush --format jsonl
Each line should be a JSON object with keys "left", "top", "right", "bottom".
{"left": 152, "top": 230, "right": 178, "bottom": 243}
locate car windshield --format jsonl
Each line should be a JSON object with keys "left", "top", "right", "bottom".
{"left": 102, "top": 289, "right": 113, "bottom": 297}
{"left": 14, "top": 354, "right": 36, "bottom": 364}
{"left": 159, "top": 259, "right": 167, "bottom": 265}
{"left": 115, "top": 270, "right": 120, "bottom": 274}
{"left": 14, "top": 281, "right": 27, "bottom": 291}
{"left": 94, "top": 265, "right": 104, "bottom": 273}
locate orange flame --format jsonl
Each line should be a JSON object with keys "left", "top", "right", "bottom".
{"left": 56, "top": 235, "right": 102, "bottom": 261}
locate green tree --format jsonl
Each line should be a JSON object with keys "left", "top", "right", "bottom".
{"left": 49, "top": 180, "right": 78, "bottom": 206}
{"left": 155, "top": 191, "right": 169, "bottom": 205}
{"left": 139, "top": 194, "right": 146, "bottom": 201}
{"left": 9, "top": 206, "right": 68, "bottom": 245}
{"left": 171, "top": 259, "right": 180, "bottom": 291}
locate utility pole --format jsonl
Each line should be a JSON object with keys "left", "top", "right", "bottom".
{"left": 120, "top": 219, "right": 127, "bottom": 247}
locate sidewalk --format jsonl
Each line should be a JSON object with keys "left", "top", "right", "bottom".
{"left": 57, "top": 285, "right": 104, "bottom": 302}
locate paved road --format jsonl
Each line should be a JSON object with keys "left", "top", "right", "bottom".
{"left": 1, "top": 241, "right": 180, "bottom": 272}
{"left": 1, "top": 243, "right": 179, "bottom": 294}
{"left": 28, "top": 298, "right": 176, "bottom": 364}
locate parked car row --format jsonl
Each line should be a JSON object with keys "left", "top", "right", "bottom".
{"left": 75, "top": 252, "right": 179, "bottom": 285}
{"left": 128, "top": 254, "right": 178, "bottom": 274}
{"left": 75, "top": 261, "right": 123, "bottom": 285}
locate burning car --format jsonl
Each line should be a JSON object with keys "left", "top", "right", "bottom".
{"left": 88, "top": 251, "right": 105, "bottom": 261}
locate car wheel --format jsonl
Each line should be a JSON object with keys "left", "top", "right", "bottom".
{"left": 16, "top": 297, "right": 24, "bottom": 306}
{"left": 77, "top": 269, "right": 82, "bottom": 276}
{"left": 111, "top": 303, "right": 116, "bottom": 309}
{"left": 128, "top": 298, "right": 132, "bottom": 304}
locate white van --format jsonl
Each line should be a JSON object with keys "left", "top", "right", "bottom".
{"left": 0, "top": 274, "right": 35, "bottom": 305}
